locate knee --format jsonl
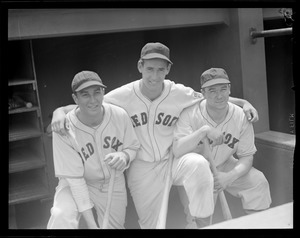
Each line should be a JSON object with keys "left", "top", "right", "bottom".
{"left": 253, "top": 170, "right": 270, "bottom": 190}
{"left": 183, "top": 153, "right": 210, "bottom": 171}
{"left": 50, "top": 203, "right": 78, "bottom": 221}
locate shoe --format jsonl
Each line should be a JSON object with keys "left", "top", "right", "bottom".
{"left": 185, "top": 221, "right": 198, "bottom": 229}
{"left": 194, "top": 217, "right": 211, "bottom": 228}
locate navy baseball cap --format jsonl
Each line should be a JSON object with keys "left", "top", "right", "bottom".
{"left": 200, "top": 68, "right": 231, "bottom": 88}
{"left": 140, "top": 42, "right": 173, "bottom": 64}
{"left": 72, "top": 71, "right": 107, "bottom": 92}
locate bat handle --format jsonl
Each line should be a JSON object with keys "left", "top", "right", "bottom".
{"left": 203, "top": 138, "right": 218, "bottom": 174}
{"left": 102, "top": 169, "right": 116, "bottom": 229}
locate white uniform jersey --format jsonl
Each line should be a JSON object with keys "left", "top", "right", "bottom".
{"left": 53, "top": 102, "right": 140, "bottom": 181}
{"left": 174, "top": 100, "right": 257, "bottom": 167}
{"left": 104, "top": 79, "right": 203, "bottom": 162}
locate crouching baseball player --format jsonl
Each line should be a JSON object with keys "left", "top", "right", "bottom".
{"left": 47, "top": 71, "right": 140, "bottom": 229}
{"left": 173, "top": 68, "right": 272, "bottom": 228}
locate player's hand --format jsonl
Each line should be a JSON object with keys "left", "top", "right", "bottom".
{"left": 213, "top": 171, "right": 233, "bottom": 193}
{"left": 206, "top": 127, "right": 224, "bottom": 147}
{"left": 104, "top": 152, "right": 129, "bottom": 171}
{"left": 243, "top": 102, "right": 259, "bottom": 123}
{"left": 51, "top": 109, "right": 69, "bottom": 136}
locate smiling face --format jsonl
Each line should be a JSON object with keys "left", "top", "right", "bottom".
{"left": 72, "top": 85, "right": 105, "bottom": 118}
{"left": 138, "top": 58, "right": 171, "bottom": 94}
{"left": 202, "top": 83, "right": 231, "bottom": 110}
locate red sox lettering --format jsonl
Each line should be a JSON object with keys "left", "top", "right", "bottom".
{"left": 223, "top": 132, "right": 239, "bottom": 149}
{"left": 206, "top": 132, "right": 239, "bottom": 149}
{"left": 81, "top": 143, "right": 94, "bottom": 160}
{"left": 130, "top": 111, "right": 179, "bottom": 128}
{"left": 80, "top": 137, "right": 124, "bottom": 161}
{"left": 103, "top": 136, "right": 123, "bottom": 151}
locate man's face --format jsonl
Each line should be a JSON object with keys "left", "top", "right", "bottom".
{"left": 138, "top": 58, "right": 171, "bottom": 92}
{"left": 72, "top": 85, "right": 104, "bottom": 116}
{"left": 202, "top": 83, "right": 231, "bottom": 110}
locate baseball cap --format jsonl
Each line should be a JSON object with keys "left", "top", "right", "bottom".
{"left": 200, "top": 68, "right": 231, "bottom": 88}
{"left": 140, "top": 42, "right": 173, "bottom": 64}
{"left": 72, "top": 71, "right": 107, "bottom": 92}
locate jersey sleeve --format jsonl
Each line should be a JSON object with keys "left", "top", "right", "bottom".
{"left": 104, "top": 84, "right": 132, "bottom": 109}
{"left": 236, "top": 117, "right": 257, "bottom": 158}
{"left": 52, "top": 132, "right": 84, "bottom": 178}
{"left": 66, "top": 178, "right": 94, "bottom": 212}
{"left": 174, "top": 83, "right": 204, "bottom": 110}
{"left": 173, "top": 106, "right": 194, "bottom": 141}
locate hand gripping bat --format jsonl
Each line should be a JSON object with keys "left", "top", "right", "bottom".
{"left": 203, "top": 137, "right": 232, "bottom": 221}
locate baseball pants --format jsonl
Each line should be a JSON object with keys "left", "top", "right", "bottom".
{"left": 47, "top": 175, "right": 127, "bottom": 229}
{"left": 126, "top": 152, "right": 214, "bottom": 229}
{"left": 179, "top": 155, "right": 272, "bottom": 225}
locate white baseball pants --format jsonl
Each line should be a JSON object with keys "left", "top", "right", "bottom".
{"left": 47, "top": 175, "right": 127, "bottom": 229}
{"left": 179, "top": 155, "right": 272, "bottom": 225}
{"left": 126, "top": 152, "right": 214, "bottom": 229}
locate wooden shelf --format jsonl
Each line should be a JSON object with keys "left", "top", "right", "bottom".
{"left": 9, "top": 125, "right": 42, "bottom": 141}
{"left": 8, "top": 39, "right": 51, "bottom": 229}
{"left": 9, "top": 175, "right": 49, "bottom": 205}
{"left": 8, "top": 79, "right": 35, "bottom": 86}
{"left": 9, "top": 106, "right": 38, "bottom": 114}
{"left": 9, "top": 148, "right": 45, "bottom": 173}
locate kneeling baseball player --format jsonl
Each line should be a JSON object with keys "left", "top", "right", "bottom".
{"left": 173, "top": 68, "right": 272, "bottom": 228}
{"left": 47, "top": 71, "right": 140, "bottom": 229}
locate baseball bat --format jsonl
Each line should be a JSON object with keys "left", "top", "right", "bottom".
{"left": 102, "top": 169, "right": 116, "bottom": 229}
{"left": 203, "top": 138, "right": 232, "bottom": 221}
{"left": 156, "top": 157, "right": 173, "bottom": 229}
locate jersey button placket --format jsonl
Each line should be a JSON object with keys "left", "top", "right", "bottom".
{"left": 95, "top": 130, "right": 110, "bottom": 183}
{"left": 149, "top": 105, "right": 160, "bottom": 162}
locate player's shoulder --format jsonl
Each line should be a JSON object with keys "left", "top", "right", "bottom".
{"left": 104, "top": 102, "right": 127, "bottom": 114}
{"left": 228, "top": 102, "right": 249, "bottom": 124}
{"left": 166, "top": 79, "right": 203, "bottom": 99}
{"left": 181, "top": 101, "right": 200, "bottom": 116}
{"left": 229, "top": 102, "right": 244, "bottom": 115}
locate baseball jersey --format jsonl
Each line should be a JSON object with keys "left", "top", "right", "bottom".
{"left": 53, "top": 102, "right": 140, "bottom": 182}
{"left": 104, "top": 79, "right": 203, "bottom": 162}
{"left": 174, "top": 100, "right": 257, "bottom": 167}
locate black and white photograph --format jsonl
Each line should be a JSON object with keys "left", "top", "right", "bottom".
{"left": 3, "top": 4, "right": 295, "bottom": 234}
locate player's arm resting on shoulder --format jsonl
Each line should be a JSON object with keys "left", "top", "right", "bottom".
{"left": 66, "top": 177, "right": 99, "bottom": 229}
{"left": 228, "top": 97, "right": 259, "bottom": 123}
{"left": 173, "top": 125, "right": 221, "bottom": 158}
{"left": 226, "top": 155, "right": 253, "bottom": 185}
{"left": 51, "top": 105, "right": 77, "bottom": 135}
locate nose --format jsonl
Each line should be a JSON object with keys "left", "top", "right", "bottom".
{"left": 152, "top": 70, "right": 159, "bottom": 80}
{"left": 216, "top": 91, "right": 223, "bottom": 99}
{"left": 89, "top": 95, "right": 96, "bottom": 103}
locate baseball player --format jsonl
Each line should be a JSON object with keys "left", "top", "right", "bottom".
{"left": 50, "top": 43, "right": 260, "bottom": 229}
{"left": 173, "top": 68, "right": 272, "bottom": 227}
{"left": 47, "top": 71, "right": 140, "bottom": 229}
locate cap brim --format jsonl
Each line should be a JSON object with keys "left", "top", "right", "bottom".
{"left": 202, "top": 78, "right": 230, "bottom": 88}
{"left": 142, "top": 53, "right": 173, "bottom": 64}
{"left": 75, "top": 81, "right": 107, "bottom": 92}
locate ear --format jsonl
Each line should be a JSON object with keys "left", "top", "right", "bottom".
{"left": 137, "top": 60, "right": 143, "bottom": 73}
{"left": 166, "top": 63, "right": 171, "bottom": 75}
{"left": 228, "top": 84, "right": 231, "bottom": 95}
{"left": 72, "top": 93, "right": 78, "bottom": 104}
